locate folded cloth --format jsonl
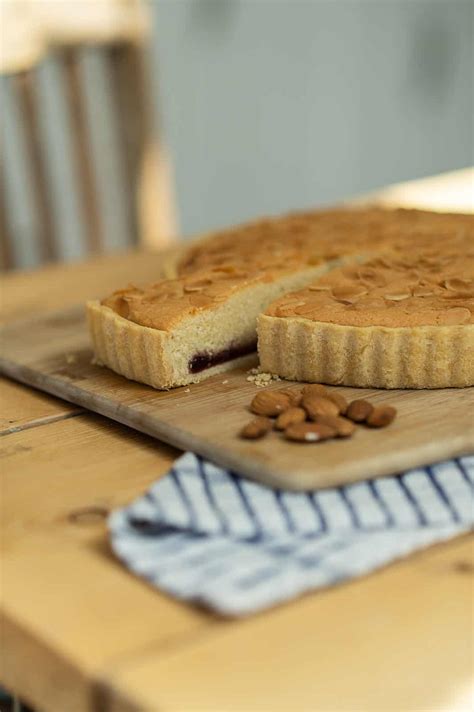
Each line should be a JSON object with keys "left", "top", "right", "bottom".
{"left": 109, "top": 453, "right": 473, "bottom": 616}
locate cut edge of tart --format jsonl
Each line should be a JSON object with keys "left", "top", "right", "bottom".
{"left": 87, "top": 264, "right": 331, "bottom": 389}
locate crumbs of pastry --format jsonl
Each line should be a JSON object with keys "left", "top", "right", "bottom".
{"left": 65, "top": 353, "right": 77, "bottom": 365}
{"left": 246, "top": 368, "right": 281, "bottom": 387}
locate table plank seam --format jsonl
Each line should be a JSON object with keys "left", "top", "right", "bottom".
{"left": 0, "top": 409, "right": 84, "bottom": 437}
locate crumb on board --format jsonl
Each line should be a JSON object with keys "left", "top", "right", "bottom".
{"left": 65, "top": 353, "right": 77, "bottom": 365}
{"left": 246, "top": 368, "right": 281, "bottom": 387}
{"left": 222, "top": 380, "right": 229, "bottom": 384}
{"left": 184, "top": 388, "right": 191, "bottom": 393}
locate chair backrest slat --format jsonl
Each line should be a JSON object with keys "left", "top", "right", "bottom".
{"left": 0, "top": 75, "right": 44, "bottom": 268}
{"left": 33, "top": 53, "right": 90, "bottom": 262}
{"left": 16, "top": 70, "right": 57, "bottom": 263}
{"left": 109, "top": 43, "right": 150, "bottom": 243}
{"left": 76, "top": 45, "right": 133, "bottom": 252}
{"left": 0, "top": 162, "right": 14, "bottom": 270}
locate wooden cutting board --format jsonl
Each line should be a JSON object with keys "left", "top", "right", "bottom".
{"left": 1, "top": 305, "right": 473, "bottom": 490}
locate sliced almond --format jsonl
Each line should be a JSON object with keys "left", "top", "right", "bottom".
{"left": 275, "top": 301, "right": 307, "bottom": 317}
{"left": 331, "top": 285, "right": 368, "bottom": 304}
{"left": 354, "top": 297, "right": 386, "bottom": 310}
{"left": 437, "top": 308, "right": 472, "bottom": 325}
{"left": 184, "top": 278, "right": 213, "bottom": 293}
{"left": 413, "top": 286, "right": 435, "bottom": 297}
{"left": 294, "top": 303, "right": 325, "bottom": 316}
{"left": 441, "top": 277, "right": 474, "bottom": 296}
{"left": 384, "top": 291, "right": 411, "bottom": 302}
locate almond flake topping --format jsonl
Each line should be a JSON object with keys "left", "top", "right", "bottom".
{"left": 438, "top": 307, "right": 472, "bottom": 325}
{"left": 441, "top": 278, "right": 474, "bottom": 296}
{"left": 330, "top": 285, "right": 368, "bottom": 304}
{"left": 384, "top": 291, "right": 411, "bottom": 302}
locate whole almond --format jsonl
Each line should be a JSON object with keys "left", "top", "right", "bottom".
{"left": 346, "top": 399, "right": 374, "bottom": 423}
{"left": 303, "top": 395, "right": 340, "bottom": 420}
{"left": 301, "top": 384, "right": 329, "bottom": 399}
{"left": 325, "top": 391, "right": 348, "bottom": 415}
{"left": 250, "top": 390, "right": 291, "bottom": 417}
{"left": 277, "top": 387, "right": 303, "bottom": 407}
{"left": 284, "top": 422, "right": 337, "bottom": 443}
{"left": 240, "top": 417, "right": 272, "bottom": 439}
{"left": 316, "top": 414, "right": 356, "bottom": 438}
{"left": 275, "top": 407, "right": 307, "bottom": 431}
{"left": 366, "top": 406, "right": 397, "bottom": 428}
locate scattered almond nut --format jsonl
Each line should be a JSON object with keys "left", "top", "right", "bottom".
{"left": 240, "top": 417, "right": 272, "bottom": 439}
{"left": 346, "top": 399, "right": 374, "bottom": 423}
{"left": 316, "top": 414, "right": 356, "bottom": 438}
{"left": 284, "top": 422, "right": 337, "bottom": 443}
{"left": 250, "top": 390, "right": 291, "bottom": 417}
{"left": 366, "top": 406, "right": 397, "bottom": 428}
{"left": 325, "top": 391, "right": 348, "bottom": 415}
{"left": 277, "top": 387, "right": 303, "bottom": 407}
{"left": 303, "top": 395, "right": 340, "bottom": 420}
{"left": 239, "top": 384, "right": 398, "bottom": 442}
{"left": 275, "top": 407, "right": 307, "bottom": 431}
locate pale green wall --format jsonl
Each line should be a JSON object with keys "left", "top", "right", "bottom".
{"left": 150, "top": 0, "right": 473, "bottom": 238}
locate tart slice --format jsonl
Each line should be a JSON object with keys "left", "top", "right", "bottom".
{"left": 258, "top": 244, "right": 474, "bottom": 389}
{"left": 87, "top": 263, "right": 333, "bottom": 389}
{"left": 87, "top": 207, "right": 395, "bottom": 389}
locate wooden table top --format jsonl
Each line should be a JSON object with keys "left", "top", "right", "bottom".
{"left": 1, "top": 169, "right": 473, "bottom": 712}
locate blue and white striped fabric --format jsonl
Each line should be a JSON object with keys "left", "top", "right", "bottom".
{"left": 109, "top": 453, "right": 474, "bottom": 616}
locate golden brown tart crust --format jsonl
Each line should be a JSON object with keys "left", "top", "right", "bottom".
{"left": 259, "top": 231, "right": 474, "bottom": 388}
{"left": 89, "top": 207, "right": 474, "bottom": 389}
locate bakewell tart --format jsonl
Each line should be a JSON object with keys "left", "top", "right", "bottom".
{"left": 88, "top": 207, "right": 474, "bottom": 389}
{"left": 258, "top": 235, "right": 474, "bottom": 389}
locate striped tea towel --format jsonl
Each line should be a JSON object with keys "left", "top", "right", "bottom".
{"left": 109, "top": 453, "right": 474, "bottom": 616}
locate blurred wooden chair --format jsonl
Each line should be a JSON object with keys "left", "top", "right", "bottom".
{"left": 0, "top": 0, "right": 177, "bottom": 271}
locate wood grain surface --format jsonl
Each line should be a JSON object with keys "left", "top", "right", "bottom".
{"left": 1, "top": 304, "right": 473, "bottom": 490}
{"left": 0, "top": 376, "right": 81, "bottom": 434}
